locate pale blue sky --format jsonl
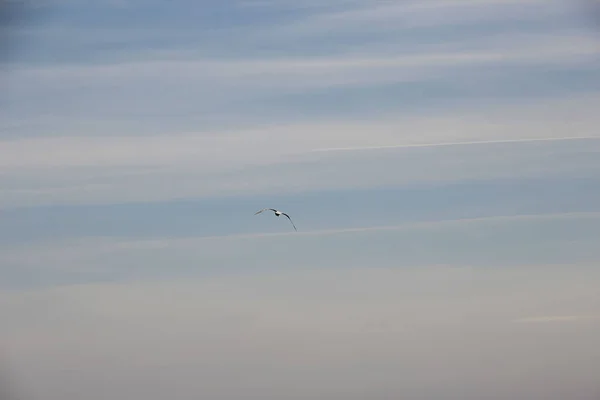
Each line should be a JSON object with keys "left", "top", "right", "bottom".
{"left": 1, "top": 1, "right": 600, "bottom": 399}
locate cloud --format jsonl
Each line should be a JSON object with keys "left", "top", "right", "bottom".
{"left": 1, "top": 262, "right": 600, "bottom": 399}
{"left": 513, "top": 315, "right": 600, "bottom": 323}
{"left": 1, "top": 93, "right": 600, "bottom": 207}
{"left": 3, "top": 210, "right": 596, "bottom": 255}
{"left": 282, "top": 0, "right": 556, "bottom": 33}
{"left": 4, "top": 27, "right": 598, "bottom": 147}
{"left": 7, "top": 0, "right": 588, "bottom": 72}
{"left": 312, "top": 135, "right": 600, "bottom": 152}
{"left": 3, "top": 210, "right": 600, "bottom": 286}
{"left": 2, "top": 0, "right": 600, "bottom": 209}
{"left": 8, "top": 33, "right": 597, "bottom": 88}
{"left": 246, "top": 0, "right": 559, "bottom": 37}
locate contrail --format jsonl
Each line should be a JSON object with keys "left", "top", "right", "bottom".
{"left": 312, "top": 136, "right": 600, "bottom": 152}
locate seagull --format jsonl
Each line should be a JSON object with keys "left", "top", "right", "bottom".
{"left": 254, "top": 208, "right": 297, "bottom": 231}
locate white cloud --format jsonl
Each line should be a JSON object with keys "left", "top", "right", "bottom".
{"left": 1, "top": 94, "right": 600, "bottom": 207}
{"left": 3, "top": 2, "right": 600, "bottom": 208}
{"left": 2, "top": 94, "right": 600, "bottom": 170}
{"left": 4, "top": 29, "right": 597, "bottom": 154}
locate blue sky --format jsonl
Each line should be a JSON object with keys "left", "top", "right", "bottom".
{"left": 1, "top": 1, "right": 600, "bottom": 399}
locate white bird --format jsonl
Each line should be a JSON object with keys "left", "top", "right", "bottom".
{"left": 254, "top": 208, "right": 297, "bottom": 231}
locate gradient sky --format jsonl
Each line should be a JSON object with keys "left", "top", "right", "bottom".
{"left": 1, "top": 1, "right": 600, "bottom": 399}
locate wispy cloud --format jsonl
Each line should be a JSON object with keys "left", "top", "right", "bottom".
{"left": 109, "top": 210, "right": 600, "bottom": 242}
{"left": 9, "top": 33, "right": 597, "bottom": 87}
{"left": 1, "top": 94, "right": 600, "bottom": 207}
{"left": 2, "top": 1, "right": 600, "bottom": 397}
{"left": 270, "top": 0, "right": 559, "bottom": 37}
{"left": 3, "top": 211, "right": 599, "bottom": 272}
{"left": 4, "top": 93, "right": 600, "bottom": 165}
{"left": 513, "top": 315, "right": 600, "bottom": 323}
{"left": 312, "top": 135, "right": 600, "bottom": 152}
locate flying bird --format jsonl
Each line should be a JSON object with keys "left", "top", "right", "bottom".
{"left": 254, "top": 208, "right": 297, "bottom": 231}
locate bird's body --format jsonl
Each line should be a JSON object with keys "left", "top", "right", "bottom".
{"left": 254, "top": 208, "right": 297, "bottom": 231}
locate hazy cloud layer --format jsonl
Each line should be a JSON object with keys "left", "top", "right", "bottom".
{"left": 2, "top": 0, "right": 599, "bottom": 208}
{"left": 1, "top": 263, "right": 599, "bottom": 400}
{"left": 3, "top": 211, "right": 600, "bottom": 288}
{"left": 1, "top": 96, "right": 600, "bottom": 208}
{"left": 2, "top": 1, "right": 600, "bottom": 398}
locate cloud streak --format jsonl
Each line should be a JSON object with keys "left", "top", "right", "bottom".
{"left": 3, "top": 211, "right": 599, "bottom": 270}
{"left": 1, "top": 94, "right": 600, "bottom": 208}
{"left": 9, "top": 34, "right": 597, "bottom": 85}
{"left": 312, "top": 135, "right": 600, "bottom": 152}
{"left": 2, "top": 94, "right": 599, "bottom": 167}
{"left": 513, "top": 315, "right": 600, "bottom": 323}
{"left": 118, "top": 211, "right": 600, "bottom": 242}
{"left": 2, "top": 0, "right": 600, "bottom": 209}
{"left": 252, "top": 0, "right": 562, "bottom": 38}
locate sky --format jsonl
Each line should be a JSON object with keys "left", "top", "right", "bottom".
{"left": 1, "top": 0, "right": 600, "bottom": 399}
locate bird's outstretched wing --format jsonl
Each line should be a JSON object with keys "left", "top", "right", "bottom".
{"left": 254, "top": 208, "right": 277, "bottom": 215}
{"left": 281, "top": 213, "right": 297, "bottom": 231}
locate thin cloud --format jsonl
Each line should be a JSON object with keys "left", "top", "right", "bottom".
{"left": 7, "top": 33, "right": 597, "bottom": 90}
{"left": 141, "top": 211, "right": 600, "bottom": 242}
{"left": 1, "top": 260, "right": 600, "bottom": 400}
{"left": 5, "top": 211, "right": 595, "bottom": 260}
{"left": 513, "top": 315, "right": 600, "bottom": 323}
{"left": 1, "top": 94, "right": 600, "bottom": 207}
{"left": 312, "top": 136, "right": 600, "bottom": 152}
{"left": 2, "top": 94, "right": 599, "bottom": 169}
{"left": 267, "top": 0, "right": 560, "bottom": 37}
{"left": 2, "top": 1, "right": 599, "bottom": 208}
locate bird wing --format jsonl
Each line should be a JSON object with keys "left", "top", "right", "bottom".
{"left": 281, "top": 213, "right": 297, "bottom": 231}
{"left": 254, "top": 208, "right": 276, "bottom": 215}
{"left": 254, "top": 208, "right": 271, "bottom": 215}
